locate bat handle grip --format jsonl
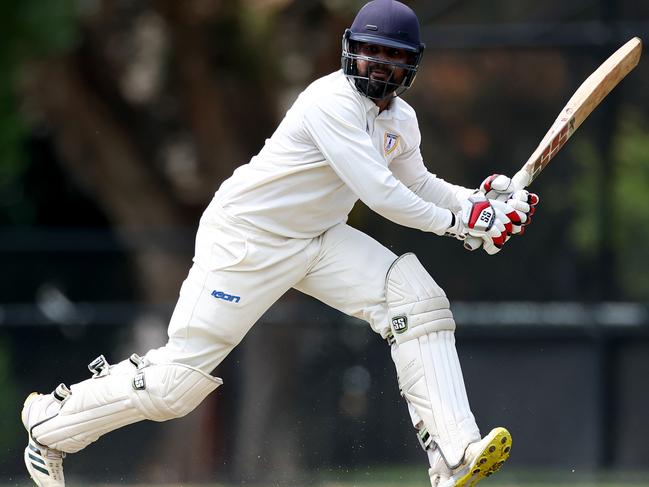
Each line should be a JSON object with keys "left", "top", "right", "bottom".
{"left": 511, "top": 168, "right": 532, "bottom": 192}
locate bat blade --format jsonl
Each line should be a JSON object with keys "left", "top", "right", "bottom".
{"left": 464, "top": 37, "right": 642, "bottom": 252}
{"left": 511, "top": 36, "right": 643, "bottom": 191}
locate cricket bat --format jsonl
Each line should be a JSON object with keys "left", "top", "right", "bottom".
{"left": 466, "top": 37, "right": 642, "bottom": 250}
{"left": 509, "top": 36, "right": 642, "bottom": 191}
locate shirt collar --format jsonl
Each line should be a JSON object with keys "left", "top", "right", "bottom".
{"left": 342, "top": 72, "right": 409, "bottom": 121}
{"left": 359, "top": 91, "right": 379, "bottom": 115}
{"left": 361, "top": 93, "right": 408, "bottom": 121}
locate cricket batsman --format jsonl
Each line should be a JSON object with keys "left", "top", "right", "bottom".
{"left": 21, "top": 1, "right": 539, "bottom": 486}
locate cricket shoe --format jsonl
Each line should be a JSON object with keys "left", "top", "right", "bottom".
{"left": 438, "top": 427, "right": 512, "bottom": 487}
{"left": 427, "top": 445, "right": 452, "bottom": 487}
{"left": 21, "top": 385, "right": 70, "bottom": 486}
{"left": 429, "top": 468, "right": 452, "bottom": 487}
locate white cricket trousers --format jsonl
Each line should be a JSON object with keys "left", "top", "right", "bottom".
{"left": 146, "top": 208, "right": 399, "bottom": 373}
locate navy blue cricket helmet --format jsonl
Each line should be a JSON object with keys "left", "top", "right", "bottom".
{"left": 342, "top": 0, "right": 425, "bottom": 100}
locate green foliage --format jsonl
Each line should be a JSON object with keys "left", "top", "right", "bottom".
{"left": 612, "top": 110, "right": 649, "bottom": 298}
{"left": 0, "top": 0, "right": 79, "bottom": 223}
{"left": 570, "top": 108, "right": 649, "bottom": 299}
{"left": 2, "top": 0, "right": 78, "bottom": 65}
{"left": 569, "top": 138, "right": 601, "bottom": 257}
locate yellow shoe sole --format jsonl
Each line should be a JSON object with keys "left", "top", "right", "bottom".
{"left": 454, "top": 427, "right": 512, "bottom": 487}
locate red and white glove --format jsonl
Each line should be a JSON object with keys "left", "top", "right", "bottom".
{"left": 479, "top": 173, "right": 539, "bottom": 235}
{"left": 506, "top": 189, "right": 540, "bottom": 235}
{"left": 480, "top": 173, "right": 516, "bottom": 201}
{"left": 446, "top": 194, "right": 520, "bottom": 254}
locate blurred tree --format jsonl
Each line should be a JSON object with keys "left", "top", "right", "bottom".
{"left": 0, "top": 0, "right": 78, "bottom": 223}
{"left": 0, "top": 0, "right": 78, "bottom": 479}
{"left": 571, "top": 107, "right": 649, "bottom": 300}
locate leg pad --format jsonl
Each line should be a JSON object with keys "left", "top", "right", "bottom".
{"left": 28, "top": 355, "right": 222, "bottom": 453}
{"left": 386, "top": 254, "right": 479, "bottom": 468}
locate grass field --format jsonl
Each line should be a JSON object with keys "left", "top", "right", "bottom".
{"left": 313, "top": 468, "right": 649, "bottom": 487}
{"left": 8, "top": 467, "right": 649, "bottom": 487}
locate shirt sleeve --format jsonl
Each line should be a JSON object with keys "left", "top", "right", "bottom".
{"left": 302, "top": 98, "right": 453, "bottom": 235}
{"left": 389, "top": 132, "right": 475, "bottom": 212}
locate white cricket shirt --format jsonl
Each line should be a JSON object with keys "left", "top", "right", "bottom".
{"left": 210, "top": 70, "right": 473, "bottom": 239}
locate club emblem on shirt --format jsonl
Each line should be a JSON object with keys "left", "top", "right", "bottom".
{"left": 384, "top": 132, "right": 400, "bottom": 156}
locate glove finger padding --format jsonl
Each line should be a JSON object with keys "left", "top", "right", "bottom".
{"left": 463, "top": 236, "right": 483, "bottom": 252}
{"left": 469, "top": 233, "right": 504, "bottom": 255}
{"left": 480, "top": 174, "right": 515, "bottom": 201}
{"left": 491, "top": 200, "right": 521, "bottom": 235}
{"left": 483, "top": 208, "right": 511, "bottom": 248}
{"left": 481, "top": 235, "right": 503, "bottom": 255}
{"left": 506, "top": 190, "right": 540, "bottom": 233}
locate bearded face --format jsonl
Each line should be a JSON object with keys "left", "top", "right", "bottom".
{"left": 355, "top": 61, "right": 404, "bottom": 99}
{"left": 349, "top": 42, "right": 413, "bottom": 100}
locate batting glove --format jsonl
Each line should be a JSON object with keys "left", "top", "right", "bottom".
{"left": 479, "top": 173, "right": 539, "bottom": 235}
{"left": 447, "top": 194, "right": 519, "bottom": 255}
